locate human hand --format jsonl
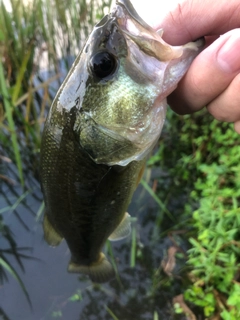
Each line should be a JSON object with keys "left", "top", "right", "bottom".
{"left": 152, "top": 0, "right": 240, "bottom": 133}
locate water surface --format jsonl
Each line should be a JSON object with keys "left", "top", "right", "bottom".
{"left": 0, "top": 161, "right": 188, "bottom": 320}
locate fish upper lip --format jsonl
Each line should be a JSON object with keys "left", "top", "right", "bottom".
{"left": 115, "top": 1, "right": 206, "bottom": 51}
{"left": 115, "top": 0, "right": 152, "bottom": 31}
{"left": 112, "top": 1, "right": 204, "bottom": 62}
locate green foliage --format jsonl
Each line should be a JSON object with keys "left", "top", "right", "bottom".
{"left": 105, "top": 305, "right": 119, "bottom": 320}
{"left": 0, "top": 0, "right": 112, "bottom": 310}
{"left": 0, "top": 214, "right": 33, "bottom": 307}
{"left": 68, "top": 289, "right": 83, "bottom": 302}
{"left": 148, "top": 109, "right": 240, "bottom": 318}
{"left": 183, "top": 119, "right": 240, "bottom": 318}
{"left": 0, "top": 60, "right": 24, "bottom": 184}
{"left": 184, "top": 287, "right": 215, "bottom": 317}
{"left": 166, "top": 111, "right": 240, "bottom": 318}
{"left": 0, "top": 0, "right": 112, "bottom": 183}
{"left": 1, "top": 0, "right": 240, "bottom": 318}
{"left": 0, "top": 257, "right": 31, "bottom": 307}
{"left": 173, "top": 303, "right": 183, "bottom": 315}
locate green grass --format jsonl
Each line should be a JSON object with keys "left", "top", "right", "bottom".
{"left": 1, "top": 0, "right": 240, "bottom": 318}
{"left": 0, "top": 257, "right": 31, "bottom": 308}
{"left": 130, "top": 224, "right": 136, "bottom": 268}
{"left": 149, "top": 110, "right": 240, "bottom": 319}
{"left": 0, "top": 0, "right": 112, "bottom": 183}
{"left": 0, "top": 0, "right": 112, "bottom": 309}
{"left": 0, "top": 213, "right": 39, "bottom": 308}
{"left": 141, "top": 178, "right": 173, "bottom": 220}
{"left": 105, "top": 305, "right": 119, "bottom": 320}
{"left": 0, "top": 60, "right": 24, "bottom": 185}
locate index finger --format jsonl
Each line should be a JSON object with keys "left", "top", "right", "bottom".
{"left": 156, "top": 0, "right": 240, "bottom": 45}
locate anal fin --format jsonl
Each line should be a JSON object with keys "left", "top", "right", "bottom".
{"left": 108, "top": 212, "right": 131, "bottom": 241}
{"left": 43, "top": 214, "right": 63, "bottom": 246}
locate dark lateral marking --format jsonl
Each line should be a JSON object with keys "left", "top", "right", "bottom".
{"left": 75, "top": 97, "right": 80, "bottom": 109}
{"left": 76, "top": 79, "right": 83, "bottom": 93}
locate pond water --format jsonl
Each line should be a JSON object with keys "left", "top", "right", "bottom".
{"left": 0, "top": 158, "right": 190, "bottom": 320}
{"left": 0, "top": 3, "right": 196, "bottom": 314}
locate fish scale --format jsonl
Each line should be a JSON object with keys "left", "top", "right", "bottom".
{"left": 40, "top": 0, "right": 204, "bottom": 283}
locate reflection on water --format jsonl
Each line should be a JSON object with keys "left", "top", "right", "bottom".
{"left": 0, "top": 52, "right": 191, "bottom": 320}
{"left": 0, "top": 0, "right": 198, "bottom": 318}
{"left": 0, "top": 158, "right": 190, "bottom": 320}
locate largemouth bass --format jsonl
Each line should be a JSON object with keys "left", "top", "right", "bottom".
{"left": 40, "top": 0, "right": 204, "bottom": 283}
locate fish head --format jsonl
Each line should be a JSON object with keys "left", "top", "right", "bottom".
{"left": 62, "top": 0, "right": 204, "bottom": 166}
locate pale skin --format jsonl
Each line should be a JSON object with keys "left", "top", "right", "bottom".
{"left": 150, "top": 0, "right": 240, "bottom": 133}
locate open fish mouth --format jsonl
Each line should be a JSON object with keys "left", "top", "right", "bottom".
{"left": 82, "top": 0, "right": 204, "bottom": 167}
{"left": 40, "top": 0, "right": 206, "bottom": 284}
{"left": 77, "top": 0, "right": 205, "bottom": 167}
{"left": 78, "top": 0, "right": 205, "bottom": 167}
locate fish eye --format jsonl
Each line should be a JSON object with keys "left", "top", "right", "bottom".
{"left": 89, "top": 52, "right": 117, "bottom": 79}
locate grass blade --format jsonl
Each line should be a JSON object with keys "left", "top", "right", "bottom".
{"left": 0, "top": 60, "right": 24, "bottom": 185}
{"left": 106, "top": 241, "right": 122, "bottom": 286}
{"left": 0, "top": 257, "right": 32, "bottom": 308}
{"left": 105, "top": 305, "right": 119, "bottom": 320}
{"left": 130, "top": 225, "right": 136, "bottom": 268}
{"left": 141, "top": 179, "right": 173, "bottom": 220}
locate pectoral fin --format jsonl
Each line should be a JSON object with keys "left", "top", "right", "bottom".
{"left": 108, "top": 212, "right": 131, "bottom": 241}
{"left": 43, "top": 214, "right": 63, "bottom": 246}
{"left": 136, "top": 164, "right": 145, "bottom": 187}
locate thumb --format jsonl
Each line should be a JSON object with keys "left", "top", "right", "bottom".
{"left": 155, "top": 0, "right": 240, "bottom": 45}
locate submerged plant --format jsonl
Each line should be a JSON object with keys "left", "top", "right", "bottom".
{"left": 0, "top": 0, "right": 112, "bottom": 313}
{"left": 0, "top": 214, "right": 34, "bottom": 306}
{"left": 1, "top": 0, "right": 240, "bottom": 319}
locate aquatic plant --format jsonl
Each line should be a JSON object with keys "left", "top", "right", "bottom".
{"left": 0, "top": 0, "right": 112, "bottom": 184}
{"left": 0, "top": 213, "right": 32, "bottom": 306}
{"left": 0, "top": 0, "right": 112, "bottom": 312}
{"left": 1, "top": 0, "right": 240, "bottom": 318}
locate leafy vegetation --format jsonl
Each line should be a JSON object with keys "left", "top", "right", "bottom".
{"left": 182, "top": 119, "right": 240, "bottom": 319}
{"left": 1, "top": 0, "right": 240, "bottom": 319}
{"left": 152, "top": 111, "right": 240, "bottom": 319}
{"left": 0, "top": 0, "right": 111, "bottom": 312}
{"left": 0, "top": 0, "right": 112, "bottom": 184}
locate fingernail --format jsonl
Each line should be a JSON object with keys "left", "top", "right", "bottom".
{"left": 217, "top": 33, "right": 240, "bottom": 73}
